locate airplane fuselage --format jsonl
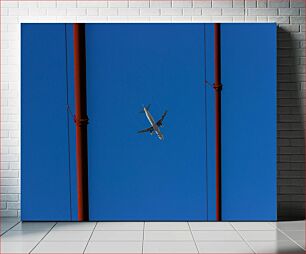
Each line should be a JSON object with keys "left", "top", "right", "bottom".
{"left": 143, "top": 107, "right": 164, "bottom": 140}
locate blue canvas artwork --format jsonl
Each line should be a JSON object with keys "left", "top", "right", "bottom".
{"left": 21, "top": 23, "right": 276, "bottom": 221}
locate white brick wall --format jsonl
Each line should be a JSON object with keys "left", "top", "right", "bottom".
{"left": 0, "top": 0, "right": 305, "bottom": 219}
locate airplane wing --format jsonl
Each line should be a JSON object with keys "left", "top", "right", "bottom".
{"left": 137, "top": 126, "right": 154, "bottom": 134}
{"left": 156, "top": 111, "right": 168, "bottom": 127}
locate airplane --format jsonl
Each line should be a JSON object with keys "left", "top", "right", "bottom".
{"left": 137, "top": 104, "right": 167, "bottom": 140}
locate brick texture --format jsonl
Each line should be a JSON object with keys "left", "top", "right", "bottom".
{"left": 0, "top": 0, "right": 305, "bottom": 219}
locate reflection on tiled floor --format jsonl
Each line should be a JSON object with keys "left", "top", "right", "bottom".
{"left": 0, "top": 218, "right": 304, "bottom": 253}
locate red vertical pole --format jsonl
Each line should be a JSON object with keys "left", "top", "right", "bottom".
{"left": 73, "top": 23, "right": 89, "bottom": 221}
{"left": 214, "top": 23, "right": 222, "bottom": 221}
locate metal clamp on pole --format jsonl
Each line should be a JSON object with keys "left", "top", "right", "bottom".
{"left": 213, "top": 82, "right": 223, "bottom": 91}
{"left": 74, "top": 115, "right": 89, "bottom": 127}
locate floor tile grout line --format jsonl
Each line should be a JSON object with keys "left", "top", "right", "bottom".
{"left": 0, "top": 220, "right": 20, "bottom": 236}
{"left": 272, "top": 229, "right": 305, "bottom": 232}
{"left": 268, "top": 222, "right": 277, "bottom": 229}
{"left": 141, "top": 222, "right": 145, "bottom": 254}
{"left": 187, "top": 222, "right": 200, "bottom": 254}
{"left": 29, "top": 222, "right": 57, "bottom": 254}
{"left": 83, "top": 222, "right": 97, "bottom": 254}
{"left": 89, "top": 240, "right": 210, "bottom": 242}
{"left": 229, "top": 222, "right": 256, "bottom": 254}
{"left": 269, "top": 221, "right": 305, "bottom": 232}
{"left": 95, "top": 229, "right": 183, "bottom": 231}
{"left": 142, "top": 229, "right": 191, "bottom": 231}
{"left": 275, "top": 226, "right": 305, "bottom": 251}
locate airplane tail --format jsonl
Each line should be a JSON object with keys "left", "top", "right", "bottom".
{"left": 139, "top": 104, "right": 151, "bottom": 113}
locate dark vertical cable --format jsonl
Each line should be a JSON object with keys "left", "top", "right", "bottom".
{"left": 65, "top": 24, "right": 73, "bottom": 220}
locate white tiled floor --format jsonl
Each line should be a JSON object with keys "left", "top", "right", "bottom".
{"left": 91, "top": 230, "right": 143, "bottom": 241}
{"left": 0, "top": 218, "right": 304, "bottom": 253}
{"left": 192, "top": 230, "right": 242, "bottom": 241}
